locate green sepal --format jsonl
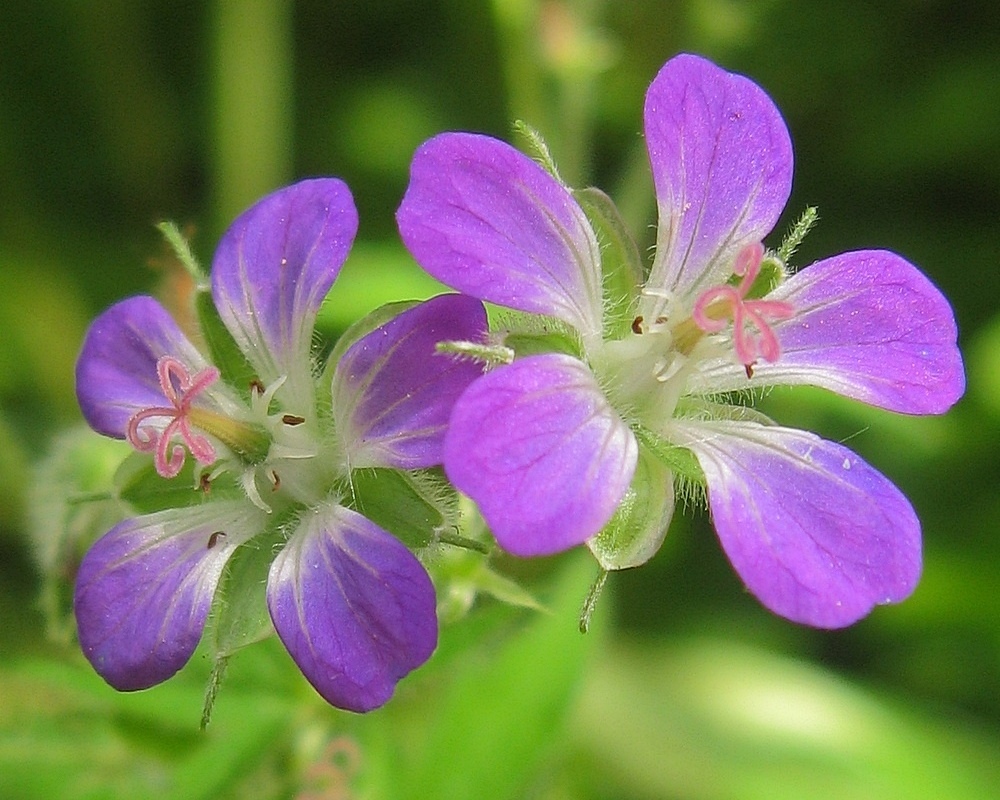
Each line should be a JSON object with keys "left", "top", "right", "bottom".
{"left": 202, "top": 522, "right": 289, "bottom": 730}
{"left": 777, "top": 205, "right": 819, "bottom": 264}
{"left": 114, "top": 452, "right": 229, "bottom": 514}
{"left": 632, "top": 424, "right": 704, "bottom": 484}
{"left": 195, "top": 288, "right": 257, "bottom": 398}
{"left": 574, "top": 186, "right": 644, "bottom": 339}
{"left": 513, "top": 119, "right": 565, "bottom": 184}
{"left": 209, "top": 526, "right": 287, "bottom": 659}
{"left": 494, "top": 309, "right": 585, "bottom": 360}
{"left": 344, "top": 467, "right": 452, "bottom": 550}
{"left": 156, "top": 220, "right": 206, "bottom": 285}
{"left": 588, "top": 445, "right": 675, "bottom": 570}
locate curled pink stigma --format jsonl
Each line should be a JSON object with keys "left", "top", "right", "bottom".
{"left": 126, "top": 356, "right": 221, "bottom": 478}
{"left": 692, "top": 243, "right": 795, "bottom": 371}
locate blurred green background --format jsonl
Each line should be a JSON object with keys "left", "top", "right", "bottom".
{"left": 2, "top": 1, "right": 999, "bottom": 798}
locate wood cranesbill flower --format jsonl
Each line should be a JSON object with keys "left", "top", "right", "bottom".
{"left": 396, "top": 54, "right": 965, "bottom": 628}
{"left": 74, "top": 178, "right": 486, "bottom": 711}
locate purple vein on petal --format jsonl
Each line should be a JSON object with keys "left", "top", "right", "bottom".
{"left": 333, "top": 294, "right": 487, "bottom": 469}
{"left": 688, "top": 250, "right": 965, "bottom": 414}
{"left": 642, "top": 54, "right": 793, "bottom": 310}
{"left": 397, "top": 132, "right": 604, "bottom": 339}
{"left": 444, "top": 353, "right": 637, "bottom": 556}
{"left": 673, "top": 419, "right": 921, "bottom": 628}
{"left": 266, "top": 503, "right": 437, "bottom": 712}
{"left": 73, "top": 501, "right": 265, "bottom": 691}
{"left": 212, "top": 178, "right": 359, "bottom": 390}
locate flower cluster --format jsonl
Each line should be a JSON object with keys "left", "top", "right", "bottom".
{"left": 72, "top": 53, "right": 964, "bottom": 714}
{"left": 396, "top": 53, "right": 965, "bottom": 627}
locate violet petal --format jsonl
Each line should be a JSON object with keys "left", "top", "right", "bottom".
{"left": 689, "top": 250, "right": 966, "bottom": 414}
{"left": 75, "top": 296, "right": 235, "bottom": 439}
{"left": 444, "top": 353, "right": 637, "bottom": 556}
{"left": 642, "top": 53, "right": 793, "bottom": 308}
{"left": 397, "top": 132, "right": 605, "bottom": 340}
{"left": 333, "top": 294, "right": 487, "bottom": 469}
{"left": 73, "top": 501, "right": 264, "bottom": 691}
{"left": 211, "top": 179, "right": 358, "bottom": 394}
{"left": 267, "top": 503, "right": 437, "bottom": 713}
{"left": 675, "top": 419, "right": 921, "bottom": 628}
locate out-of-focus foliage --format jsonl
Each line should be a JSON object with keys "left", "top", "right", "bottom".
{"left": 1, "top": 0, "right": 998, "bottom": 797}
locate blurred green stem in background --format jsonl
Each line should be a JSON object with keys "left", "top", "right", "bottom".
{"left": 490, "top": 0, "right": 615, "bottom": 186}
{"left": 211, "top": 0, "right": 294, "bottom": 232}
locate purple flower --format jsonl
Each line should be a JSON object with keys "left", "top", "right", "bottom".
{"left": 74, "top": 179, "right": 486, "bottom": 710}
{"left": 396, "top": 54, "right": 965, "bottom": 628}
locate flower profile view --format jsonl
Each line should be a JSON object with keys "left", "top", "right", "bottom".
{"left": 397, "top": 53, "right": 965, "bottom": 627}
{"left": 74, "top": 178, "right": 486, "bottom": 711}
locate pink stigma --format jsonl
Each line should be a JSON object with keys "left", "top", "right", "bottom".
{"left": 691, "top": 243, "right": 794, "bottom": 372}
{"left": 126, "top": 356, "right": 221, "bottom": 478}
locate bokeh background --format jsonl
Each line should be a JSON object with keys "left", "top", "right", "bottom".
{"left": 2, "top": 1, "right": 999, "bottom": 798}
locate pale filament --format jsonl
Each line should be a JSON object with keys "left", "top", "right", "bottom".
{"left": 126, "top": 355, "right": 220, "bottom": 478}
{"left": 691, "top": 243, "right": 794, "bottom": 371}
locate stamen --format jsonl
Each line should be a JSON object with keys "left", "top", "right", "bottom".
{"left": 207, "top": 531, "right": 227, "bottom": 549}
{"left": 691, "top": 243, "right": 795, "bottom": 373}
{"left": 126, "top": 356, "right": 221, "bottom": 478}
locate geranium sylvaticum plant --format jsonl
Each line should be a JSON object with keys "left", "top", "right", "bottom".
{"left": 397, "top": 53, "right": 965, "bottom": 628}
{"left": 73, "top": 178, "right": 487, "bottom": 712}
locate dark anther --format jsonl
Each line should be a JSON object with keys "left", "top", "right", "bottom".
{"left": 207, "top": 531, "right": 226, "bottom": 549}
{"left": 631, "top": 316, "right": 644, "bottom": 335}
{"left": 249, "top": 378, "right": 266, "bottom": 395}
{"left": 282, "top": 414, "right": 306, "bottom": 426}
{"left": 744, "top": 363, "right": 755, "bottom": 379}
{"left": 199, "top": 474, "right": 212, "bottom": 493}
{"left": 270, "top": 470, "right": 281, "bottom": 491}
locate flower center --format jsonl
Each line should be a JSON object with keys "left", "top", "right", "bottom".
{"left": 126, "top": 356, "right": 222, "bottom": 478}
{"left": 689, "top": 242, "right": 795, "bottom": 376}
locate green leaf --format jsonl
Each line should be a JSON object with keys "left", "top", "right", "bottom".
{"left": 0, "top": 657, "right": 293, "bottom": 800}
{"left": 572, "top": 638, "right": 1000, "bottom": 800}
{"left": 396, "top": 553, "right": 605, "bottom": 800}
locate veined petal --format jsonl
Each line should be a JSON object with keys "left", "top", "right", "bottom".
{"left": 690, "top": 251, "right": 966, "bottom": 414}
{"left": 73, "top": 501, "right": 265, "bottom": 691}
{"left": 211, "top": 179, "right": 358, "bottom": 394}
{"left": 643, "top": 54, "right": 792, "bottom": 309}
{"left": 674, "top": 420, "right": 921, "bottom": 628}
{"left": 333, "top": 294, "right": 488, "bottom": 470}
{"left": 267, "top": 503, "right": 437, "bottom": 713}
{"left": 397, "top": 132, "right": 605, "bottom": 340}
{"left": 75, "top": 296, "right": 237, "bottom": 439}
{"left": 444, "top": 354, "right": 637, "bottom": 556}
